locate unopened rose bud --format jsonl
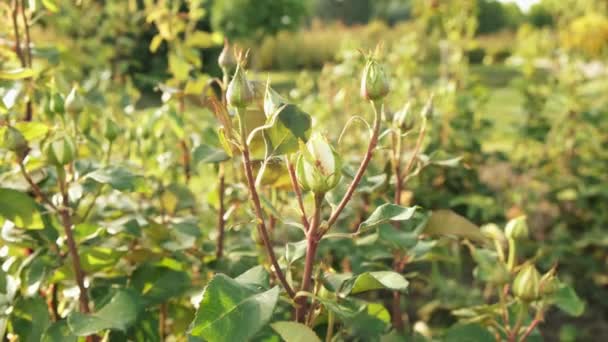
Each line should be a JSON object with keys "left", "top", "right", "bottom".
{"left": 481, "top": 223, "right": 507, "bottom": 244}
{"left": 3, "top": 127, "right": 29, "bottom": 160}
{"left": 420, "top": 95, "right": 434, "bottom": 120}
{"left": 48, "top": 92, "right": 65, "bottom": 116}
{"left": 64, "top": 86, "right": 84, "bottom": 115}
{"left": 296, "top": 133, "right": 342, "bottom": 194}
{"left": 226, "top": 64, "right": 253, "bottom": 108}
{"left": 539, "top": 268, "right": 559, "bottom": 297}
{"left": 360, "top": 56, "right": 390, "bottom": 101}
{"left": 46, "top": 135, "right": 76, "bottom": 166}
{"left": 264, "top": 83, "right": 287, "bottom": 117}
{"left": 513, "top": 263, "right": 541, "bottom": 302}
{"left": 104, "top": 118, "right": 121, "bottom": 142}
{"left": 506, "top": 216, "right": 529, "bottom": 241}
{"left": 393, "top": 102, "right": 414, "bottom": 131}
{"left": 218, "top": 39, "right": 237, "bottom": 75}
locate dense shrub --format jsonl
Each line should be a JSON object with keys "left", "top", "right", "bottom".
{"left": 211, "top": 0, "right": 309, "bottom": 40}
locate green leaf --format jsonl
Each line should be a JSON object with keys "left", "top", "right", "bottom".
{"left": 193, "top": 144, "right": 229, "bottom": 164}
{"left": 14, "top": 122, "right": 49, "bottom": 141}
{"left": 11, "top": 297, "right": 51, "bottom": 342}
{"left": 314, "top": 297, "right": 389, "bottom": 339}
{"left": 423, "top": 209, "right": 487, "bottom": 243}
{"left": 79, "top": 247, "right": 125, "bottom": 272}
{"left": 0, "top": 68, "right": 35, "bottom": 80}
{"left": 24, "top": 256, "right": 47, "bottom": 295}
{"left": 343, "top": 271, "right": 409, "bottom": 295}
{"left": 359, "top": 204, "right": 417, "bottom": 231}
{"left": 285, "top": 240, "right": 307, "bottom": 264}
{"left": 42, "top": 321, "right": 77, "bottom": 342}
{"left": 0, "top": 188, "right": 44, "bottom": 229}
{"left": 264, "top": 104, "right": 311, "bottom": 156}
{"left": 41, "top": 0, "right": 59, "bottom": 12}
{"left": 378, "top": 224, "right": 419, "bottom": 250}
{"left": 67, "top": 289, "right": 141, "bottom": 336}
{"left": 131, "top": 265, "right": 191, "bottom": 306}
{"left": 271, "top": 321, "right": 321, "bottom": 342}
{"left": 235, "top": 265, "right": 270, "bottom": 289}
{"left": 444, "top": 323, "right": 494, "bottom": 342}
{"left": 550, "top": 284, "right": 585, "bottom": 317}
{"left": 86, "top": 166, "right": 138, "bottom": 191}
{"left": 189, "top": 274, "right": 279, "bottom": 341}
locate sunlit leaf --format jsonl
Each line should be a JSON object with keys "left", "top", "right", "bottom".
{"left": 0, "top": 188, "right": 44, "bottom": 230}
{"left": 189, "top": 274, "right": 279, "bottom": 341}
{"left": 68, "top": 289, "right": 141, "bottom": 336}
{"left": 359, "top": 204, "right": 417, "bottom": 231}
{"left": 0, "top": 68, "right": 35, "bottom": 80}
{"left": 271, "top": 322, "right": 321, "bottom": 342}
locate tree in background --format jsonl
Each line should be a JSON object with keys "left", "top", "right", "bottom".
{"left": 211, "top": 0, "right": 308, "bottom": 40}
{"left": 475, "top": 0, "right": 508, "bottom": 34}
{"left": 528, "top": 3, "right": 554, "bottom": 28}
{"left": 313, "top": 0, "right": 372, "bottom": 25}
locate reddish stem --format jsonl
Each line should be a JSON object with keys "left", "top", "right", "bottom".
{"left": 58, "top": 171, "right": 90, "bottom": 315}
{"left": 296, "top": 193, "right": 323, "bottom": 322}
{"left": 286, "top": 157, "right": 309, "bottom": 228}
{"left": 216, "top": 163, "right": 226, "bottom": 258}
{"left": 238, "top": 111, "right": 295, "bottom": 298}
{"left": 326, "top": 101, "right": 382, "bottom": 229}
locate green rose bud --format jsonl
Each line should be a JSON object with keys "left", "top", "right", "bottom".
{"left": 392, "top": 102, "right": 414, "bottom": 131}
{"left": 539, "top": 268, "right": 559, "bottom": 297}
{"left": 104, "top": 118, "right": 121, "bottom": 142}
{"left": 64, "top": 86, "right": 84, "bottom": 115}
{"left": 420, "top": 95, "right": 434, "bottom": 120}
{"left": 513, "top": 263, "right": 541, "bottom": 302}
{"left": 3, "top": 126, "right": 29, "bottom": 160}
{"left": 46, "top": 135, "right": 76, "bottom": 166}
{"left": 226, "top": 64, "right": 253, "bottom": 108}
{"left": 49, "top": 92, "right": 65, "bottom": 116}
{"left": 360, "top": 56, "right": 389, "bottom": 101}
{"left": 78, "top": 112, "right": 92, "bottom": 134}
{"left": 296, "top": 133, "right": 342, "bottom": 194}
{"left": 481, "top": 223, "right": 507, "bottom": 244}
{"left": 264, "top": 82, "right": 287, "bottom": 117}
{"left": 505, "top": 216, "right": 529, "bottom": 241}
{"left": 218, "top": 39, "right": 237, "bottom": 75}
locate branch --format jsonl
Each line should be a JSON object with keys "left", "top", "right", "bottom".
{"left": 519, "top": 308, "right": 544, "bottom": 342}
{"left": 11, "top": 0, "right": 25, "bottom": 67}
{"left": 286, "top": 156, "right": 309, "bottom": 228}
{"left": 296, "top": 193, "right": 323, "bottom": 322}
{"left": 399, "top": 117, "right": 427, "bottom": 184}
{"left": 57, "top": 168, "right": 91, "bottom": 315}
{"left": 326, "top": 101, "right": 382, "bottom": 229}
{"left": 216, "top": 163, "right": 226, "bottom": 258}
{"left": 18, "top": 161, "right": 57, "bottom": 210}
{"left": 237, "top": 109, "right": 295, "bottom": 298}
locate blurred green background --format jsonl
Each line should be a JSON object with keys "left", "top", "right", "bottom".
{"left": 1, "top": 0, "right": 607, "bottom": 340}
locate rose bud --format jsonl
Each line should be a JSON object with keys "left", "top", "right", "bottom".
{"left": 360, "top": 56, "right": 390, "bottom": 101}
{"left": 104, "top": 118, "right": 121, "bottom": 142}
{"left": 513, "top": 263, "right": 541, "bottom": 302}
{"left": 218, "top": 39, "right": 237, "bottom": 75}
{"left": 505, "top": 215, "right": 529, "bottom": 241}
{"left": 64, "top": 86, "right": 84, "bottom": 115}
{"left": 539, "top": 268, "right": 559, "bottom": 297}
{"left": 264, "top": 82, "right": 287, "bottom": 117}
{"left": 3, "top": 126, "right": 29, "bottom": 160}
{"left": 46, "top": 135, "right": 76, "bottom": 166}
{"left": 226, "top": 64, "right": 254, "bottom": 109}
{"left": 296, "top": 133, "right": 342, "bottom": 194}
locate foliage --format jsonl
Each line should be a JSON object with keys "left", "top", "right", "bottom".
{"left": 0, "top": 0, "right": 603, "bottom": 340}
{"left": 211, "top": 0, "right": 309, "bottom": 40}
